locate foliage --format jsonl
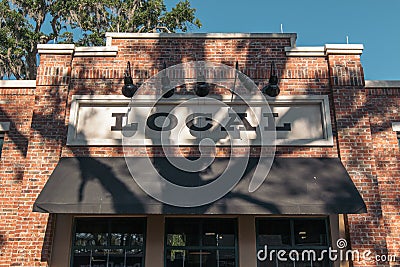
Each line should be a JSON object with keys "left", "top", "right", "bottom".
{"left": 0, "top": 0, "right": 201, "bottom": 79}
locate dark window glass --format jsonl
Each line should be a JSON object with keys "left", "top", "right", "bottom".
{"left": 71, "top": 217, "right": 145, "bottom": 267}
{"left": 294, "top": 219, "right": 327, "bottom": 246}
{"left": 257, "top": 219, "right": 291, "bottom": 246}
{"left": 165, "top": 218, "right": 237, "bottom": 267}
{"left": 256, "top": 218, "right": 330, "bottom": 267}
{"left": 0, "top": 133, "right": 4, "bottom": 157}
{"left": 166, "top": 220, "right": 201, "bottom": 247}
{"left": 202, "top": 220, "right": 235, "bottom": 247}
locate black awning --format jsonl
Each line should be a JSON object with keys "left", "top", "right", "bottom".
{"left": 33, "top": 157, "right": 366, "bottom": 214}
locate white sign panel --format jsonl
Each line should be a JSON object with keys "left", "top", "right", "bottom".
{"left": 67, "top": 95, "right": 333, "bottom": 146}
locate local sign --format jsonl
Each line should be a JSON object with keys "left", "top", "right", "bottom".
{"left": 67, "top": 95, "right": 333, "bottom": 146}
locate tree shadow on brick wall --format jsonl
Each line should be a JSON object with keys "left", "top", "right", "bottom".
{"left": 362, "top": 92, "right": 400, "bottom": 261}
{"left": 207, "top": 38, "right": 394, "bottom": 261}
{"left": 43, "top": 39, "right": 398, "bottom": 265}
{"left": 136, "top": 36, "right": 367, "bottom": 216}
{"left": 2, "top": 74, "right": 146, "bottom": 264}
{"left": 284, "top": 61, "right": 398, "bottom": 262}
{"left": 3, "top": 36, "right": 398, "bottom": 265}
{"left": 40, "top": 214, "right": 55, "bottom": 262}
{"left": 0, "top": 231, "right": 5, "bottom": 255}
{"left": 0, "top": 108, "right": 29, "bottom": 158}
{"left": 302, "top": 69, "right": 392, "bottom": 260}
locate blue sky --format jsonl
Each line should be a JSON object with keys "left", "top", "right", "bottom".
{"left": 168, "top": 0, "right": 400, "bottom": 80}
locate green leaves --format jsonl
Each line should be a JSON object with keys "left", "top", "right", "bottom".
{"left": 0, "top": 0, "right": 201, "bottom": 79}
{"left": 162, "top": 0, "right": 202, "bottom": 32}
{"left": 0, "top": 0, "right": 35, "bottom": 79}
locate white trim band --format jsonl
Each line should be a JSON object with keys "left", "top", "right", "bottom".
{"left": 0, "top": 80, "right": 36, "bottom": 88}
{"left": 286, "top": 44, "right": 364, "bottom": 57}
{"left": 37, "top": 44, "right": 118, "bottom": 57}
{"left": 37, "top": 44, "right": 75, "bottom": 54}
{"left": 325, "top": 44, "right": 363, "bottom": 55}
{"left": 74, "top": 46, "right": 118, "bottom": 57}
{"left": 285, "top": 46, "right": 325, "bottom": 57}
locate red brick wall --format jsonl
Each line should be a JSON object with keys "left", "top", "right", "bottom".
{"left": 328, "top": 54, "right": 388, "bottom": 266}
{"left": 0, "top": 87, "right": 35, "bottom": 266}
{"left": 0, "top": 36, "right": 398, "bottom": 266}
{"left": 367, "top": 87, "right": 400, "bottom": 266}
{"left": 1, "top": 53, "right": 73, "bottom": 266}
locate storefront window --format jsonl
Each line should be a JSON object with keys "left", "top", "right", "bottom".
{"left": 165, "top": 218, "right": 238, "bottom": 267}
{"left": 256, "top": 218, "right": 331, "bottom": 267}
{"left": 71, "top": 217, "right": 146, "bottom": 267}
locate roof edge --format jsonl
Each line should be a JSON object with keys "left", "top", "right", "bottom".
{"left": 285, "top": 46, "right": 325, "bottom": 57}
{"left": 105, "top": 32, "right": 297, "bottom": 47}
{"left": 286, "top": 44, "right": 364, "bottom": 57}
{"left": 325, "top": 44, "right": 363, "bottom": 55}
{"left": 365, "top": 80, "right": 400, "bottom": 88}
{"left": 37, "top": 44, "right": 119, "bottom": 57}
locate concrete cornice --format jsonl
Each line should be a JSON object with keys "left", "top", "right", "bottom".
{"left": 37, "top": 44, "right": 118, "bottom": 57}
{"left": 325, "top": 44, "right": 363, "bottom": 55}
{"left": 105, "top": 32, "right": 298, "bottom": 47}
{"left": 286, "top": 44, "right": 364, "bottom": 57}
{"left": 0, "top": 80, "right": 36, "bottom": 88}
{"left": 365, "top": 80, "right": 400, "bottom": 88}
{"left": 74, "top": 46, "right": 118, "bottom": 57}
{"left": 37, "top": 44, "right": 75, "bottom": 54}
{"left": 285, "top": 46, "right": 325, "bottom": 57}
{"left": 105, "top": 32, "right": 297, "bottom": 39}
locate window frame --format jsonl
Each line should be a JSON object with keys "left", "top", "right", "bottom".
{"left": 0, "top": 122, "right": 10, "bottom": 158}
{"left": 397, "top": 132, "right": 400, "bottom": 148}
{"left": 392, "top": 122, "right": 400, "bottom": 148}
{"left": 164, "top": 218, "right": 239, "bottom": 267}
{"left": 70, "top": 217, "right": 146, "bottom": 267}
{"left": 256, "top": 217, "right": 332, "bottom": 267}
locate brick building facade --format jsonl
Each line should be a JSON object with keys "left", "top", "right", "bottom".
{"left": 0, "top": 33, "right": 399, "bottom": 267}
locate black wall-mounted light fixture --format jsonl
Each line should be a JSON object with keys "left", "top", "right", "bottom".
{"left": 262, "top": 61, "right": 280, "bottom": 97}
{"left": 122, "top": 62, "right": 139, "bottom": 98}
{"left": 122, "top": 61, "right": 280, "bottom": 98}
{"left": 194, "top": 73, "right": 209, "bottom": 97}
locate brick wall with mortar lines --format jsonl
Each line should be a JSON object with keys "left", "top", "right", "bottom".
{"left": 0, "top": 36, "right": 396, "bottom": 266}
{"left": 328, "top": 53, "right": 394, "bottom": 266}
{"left": 367, "top": 87, "right": 400, "bottom": 266}
{"left": 0, "top": 88, "right": 35, "bottom": 266}
{"left": 3, "top": 52, "right": 72, "bottom": 266}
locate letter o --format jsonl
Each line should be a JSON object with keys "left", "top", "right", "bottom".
{"left": 147, "top": 112, "right": 178, "bottom": 131}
